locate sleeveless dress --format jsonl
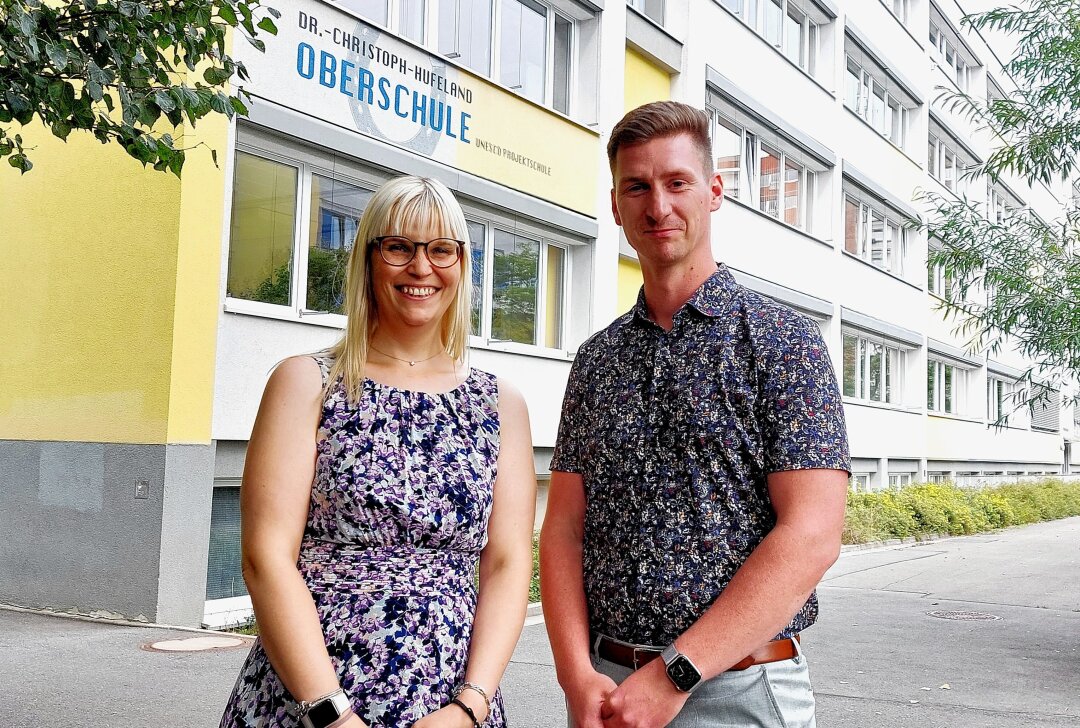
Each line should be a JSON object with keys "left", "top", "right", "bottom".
{"left": 220, "top": 357, "right": 506, "bottom": 727}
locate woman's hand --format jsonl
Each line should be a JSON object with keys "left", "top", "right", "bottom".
{"left": 408, "top": 699, "right": 481, "bottom": 721}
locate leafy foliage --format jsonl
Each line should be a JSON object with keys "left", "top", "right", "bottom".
{"left": 0, "top": 0, "right": 279, "bottom": 175}
{"left": 923, "top": 0, "right": 1080, "bottom": 406}
{"left": 843, "top": 480, "right": 1080, "bottom": 545}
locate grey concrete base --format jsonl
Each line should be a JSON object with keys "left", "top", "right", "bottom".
{"left": 0, "top": 439, "right": 214, "bottom": 626}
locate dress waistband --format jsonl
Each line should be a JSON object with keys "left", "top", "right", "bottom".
{"left": 298, "top": 540, "right": 478, "bottom": 595}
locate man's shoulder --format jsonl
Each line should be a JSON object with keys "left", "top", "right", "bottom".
{"left": 734, "top": 285, "right": 822, "bottom": 347}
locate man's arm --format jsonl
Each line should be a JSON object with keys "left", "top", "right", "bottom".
{"left": 599, "top": 467, "right": 848, "bottom": 728}
{"left": 540, "top": 470, "right": 618, "bottom": 728}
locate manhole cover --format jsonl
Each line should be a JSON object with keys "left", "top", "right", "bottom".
{"left": 926, "top": 610, "right": 1002, "bottom": 621}
{"left": 143, "top": 635, "right": 249, "bottom": 653}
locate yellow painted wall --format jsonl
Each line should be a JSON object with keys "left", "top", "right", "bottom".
{"left": 624, "top": 48, "right": 672, "bottom": 114}
{"left": 0, "top": 115, "right": 226, "bottom": 444}
{"left": 617, "top": 256, "right": 644, "bottom": 315}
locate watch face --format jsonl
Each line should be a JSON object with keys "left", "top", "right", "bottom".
{"left": 667, "top": 655, "right": 701, "bottom": 692}
{"left": 306, "top": 699, "right": 344, "bottom": 728}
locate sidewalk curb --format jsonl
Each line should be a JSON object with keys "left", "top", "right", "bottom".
{"left": 839, "top": 532, "right": 957, "bottom": 553}
{"left": 0, "top": 602, "right": 255, "bottom": 639}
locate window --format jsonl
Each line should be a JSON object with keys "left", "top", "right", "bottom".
{"left": 343, "top": 0, "right": 585, "bottom": 115}
{"left": 928, "top": 358, "right": 969, "bottom": 415}
{"left": 720, "top": 0, "right": 822, "bottom": 76}
{"left": 845, "top": 52, "right": 912, "bottom": 148}
{"left": 843, "top": 331, "right": 905, "bottom": 405}
{"left": 439, "top": 0, "right": 493, "bottom": 75}
{"left": 1031, "top": 385, "right": 1061, "bottom": 433}
{"left": 708, "top": 104, "right": 821, "bottom": 232}
{"left": 989, "top": 183, "right": 1023, "bottom": 224}
{"left": 206, "top": 485, "right": 246, "bottom": 600}
{"left": 226, "top": 132, "right": 575, "bottom": 351}
{"left": 844, "top": 187, "right": 908, "bottom": 276}
{"left": 628, "top": 0, "right": 664, "bottom": 25}
{"left": 227, "top": 152, "right": 299, "bottom": 306}
{"left": 850, "top": 473, "right": 872, "bottom": 492}
{"left": 308, "top": 176, "right": 372, "bottom": 313}
{"left": 888, "top": 472, "right": 913, "bottom": 488}
{"left": 987, "top": 376, "right": 1014, "bottom": 423}
{"left": 928, "top": 122, "right": 978, "bottom": 196}
{"left": 927, "top": 240, "right": 955, "bottom": 298}
{"left": 929, "top": 13, "right": 977, "bottom": 92}
{"left": 470, "top": 222, "right": 568, "bottom": 348}
{"left": 926, "top": 471, "right": 949, "bottom": 483}
{"left": 882, "top": 0, "right": 909, "bottom": 24}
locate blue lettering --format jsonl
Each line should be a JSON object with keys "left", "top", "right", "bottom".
{"left": 377, "top": 77, "right": 392, "bottom": 110}
{"left": 319, "top": 51, "right": 336, "bottom": 89}
{"left": 357, "top": 68, "right": 375, "bottom": 105}
{"left": 394, "top": 84, "right": 409, "bottom": 119}
{"left": 296, "top": 43, "right": 315, "bottom": 79}
{"left": 459, "top": 112, "right": 471, "bottom": 143}
{"left": 411, "top": 92, "right": 427, "bottom": 125}
{"left": 428, "top": 100, "right": 445, "bottom": 133}
{"left": 339, "top": 60, "right": 355, "bottom": 98}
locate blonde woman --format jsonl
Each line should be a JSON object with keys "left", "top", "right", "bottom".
{"left": 221, "top": 176, "right": 536, "bottom": 728}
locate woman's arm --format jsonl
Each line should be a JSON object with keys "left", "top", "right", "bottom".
{"left": 414, "top": 378, "right": 537, "bottom": 727}
{"left": 241, "top": 356, "right": 366, "bottom": 726}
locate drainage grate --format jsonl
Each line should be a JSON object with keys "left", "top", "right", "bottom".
{"left": 926, "top": 610, "right": 1002, "bottom": 621}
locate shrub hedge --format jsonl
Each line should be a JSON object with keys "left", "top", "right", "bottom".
{"left": 843, "top": 479, "right": 1080, "bottom": 545}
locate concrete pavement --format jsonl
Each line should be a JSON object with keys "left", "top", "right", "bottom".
{"left": 2, "top": 516, "right": 1078, "bottom": 727}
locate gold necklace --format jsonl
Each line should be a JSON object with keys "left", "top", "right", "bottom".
{"left": 369, "top": 344, "right": 444, "bottom": 367}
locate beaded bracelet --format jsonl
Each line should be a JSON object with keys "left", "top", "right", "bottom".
{"left": 455, "top": 681, "right": 492, "bottom": 715}
{"left": 450, "top": 698, "right": 482, "bottom": 728}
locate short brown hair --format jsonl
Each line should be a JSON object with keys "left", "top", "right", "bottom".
{"left": 607, "top": 101, "right": 713, "bottom": 177}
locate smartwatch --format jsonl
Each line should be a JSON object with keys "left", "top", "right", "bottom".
{"left": 298, "top": 689, "right": 352, "bottom": 728}
{"left": 661, "top": 643, "right": 703, "bottom": 693}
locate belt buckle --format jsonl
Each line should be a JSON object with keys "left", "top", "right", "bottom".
{"left": 631, "top": 645, "right": 657, "bottom": 670}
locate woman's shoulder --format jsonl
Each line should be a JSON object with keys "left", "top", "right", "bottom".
{"left": 269, "top": 355, "right": 326, "bottom": 391}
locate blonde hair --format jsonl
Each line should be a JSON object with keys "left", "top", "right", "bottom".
{"left": 326, "top": 175, "right": 472, "bottom": 403}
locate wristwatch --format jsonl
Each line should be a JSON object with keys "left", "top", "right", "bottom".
{"left": 661, "top": 643, "right": 703, "bottom": 693}
{"left": 297, "top": 689, "right": 352, "bottom": 728}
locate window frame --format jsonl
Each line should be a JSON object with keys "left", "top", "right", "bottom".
{"left": 707, "top": 104, "right": 823, "bottom": 234}
{"left": 843, "top": 186, "right": 909, "bottom": 277}
{"left": 224, "top": 134, "right": 577, "bottom": 356}
{"left": 842, "top": 329, "right": 907, "bottom": 406}
{"left": 929, "top": 10, "right": 979, "bottom": 93}
{"left": 720, "top": 0, "right": 822, "bottom": 76}
{"left": 845, "top": 53, "right": 910, "bottom": 148}
{"left": 927, "top": 357, "right": 971, "bottom": 416}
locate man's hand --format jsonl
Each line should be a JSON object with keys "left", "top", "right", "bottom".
{"left": 599, "top": 659, "right": 690, "bottom": 728}
{"left": 563, "top": 668, "right": 620, "bottom": 728}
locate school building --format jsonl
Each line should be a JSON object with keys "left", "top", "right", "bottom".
{"left": 2, "top": 0, "right": 1077, "bottom": 627}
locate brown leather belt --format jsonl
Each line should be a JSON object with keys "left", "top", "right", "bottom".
{"left": 593, "top": 633, "right": 800, "bottom": 672}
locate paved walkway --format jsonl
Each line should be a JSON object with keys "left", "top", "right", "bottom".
{"left": 2, "top": 517, "right": 1078, "bottom": 727}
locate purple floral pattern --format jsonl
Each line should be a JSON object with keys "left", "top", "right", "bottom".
{"left": 220, "top": 358, "right": 505, "bottom": 727}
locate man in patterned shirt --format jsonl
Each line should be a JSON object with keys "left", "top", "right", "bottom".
{"left": 540, "top": 101, "right": 851, "bottom": 728}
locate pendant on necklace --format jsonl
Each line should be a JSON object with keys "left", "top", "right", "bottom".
{"left": 409, "top": 361, "right": 416, "bottom": 366}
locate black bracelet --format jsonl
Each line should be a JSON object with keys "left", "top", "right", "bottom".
{"left": 450, "top": 698, "right": 482, "bottom": 728}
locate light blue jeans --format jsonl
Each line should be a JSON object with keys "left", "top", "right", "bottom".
{"left": 572, "top": 639, "right": 816, "bottom": 728}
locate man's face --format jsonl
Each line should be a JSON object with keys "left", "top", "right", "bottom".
{"left": 610, "top": 133, "right": 723, "bottom": 271}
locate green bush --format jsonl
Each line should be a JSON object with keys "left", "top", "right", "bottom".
{"left": 842, "top": 479, "right": 1080, "bottom": 545}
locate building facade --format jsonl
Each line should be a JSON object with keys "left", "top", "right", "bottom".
{"left": 1, "top": 0, "right": 1077, "bottom": 626}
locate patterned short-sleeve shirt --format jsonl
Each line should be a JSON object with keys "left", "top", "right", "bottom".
{"left": 549, "top": 265, "right": 850, "bottom": 646}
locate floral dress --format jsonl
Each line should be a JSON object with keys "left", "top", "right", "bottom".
{"left": 220, "top": 357, "right": 506, "bottom": 727}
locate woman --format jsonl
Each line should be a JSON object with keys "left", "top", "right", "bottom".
{"left": 220, "top": 176, "right": 536, "bottom": 728}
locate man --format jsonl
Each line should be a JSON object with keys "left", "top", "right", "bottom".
{"left": 540, "top": 100, "right": 850, "bottom": 728}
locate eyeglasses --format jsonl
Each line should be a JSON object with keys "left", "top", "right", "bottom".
{"left": 370, "top": 236, "right": 465, "bottom": 268}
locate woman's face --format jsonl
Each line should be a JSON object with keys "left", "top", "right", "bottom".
{"left": 368, "top": 224, "right": 463, "bottom": 333}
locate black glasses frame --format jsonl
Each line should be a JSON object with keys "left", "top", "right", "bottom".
{"left": 369, "top": 236, "right": 465, "bottom": 268}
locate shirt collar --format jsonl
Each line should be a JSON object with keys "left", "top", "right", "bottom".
{"left": 632, "top": 264, "right": 738, "bottom": 324}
